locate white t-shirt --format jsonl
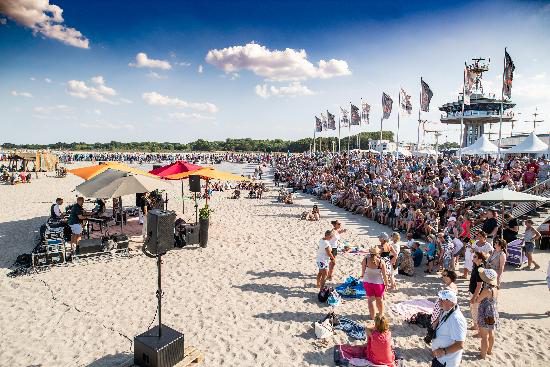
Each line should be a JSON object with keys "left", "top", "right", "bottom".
{"left": 432, "top": 307, "right": 467, "bottom": 367}
{"left": 473, "top": 241, "right": 493, "bottom": 254}
{"left": 391, "top": 240, "right": 401, "bottom": 256}
{"left": 53, "top": 204, "right": 62, "bottom": 218}
{"left": 329, "top": 231, "right": 340, "bottom": 249}
{"left": 317, "top": 239, "right": 331, "bottom": 263}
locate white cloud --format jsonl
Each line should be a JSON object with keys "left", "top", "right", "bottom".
{"left": 198, "top": 65, "right": 203, "bottom": 73}
{"left": 66, "top": 75, "right": 117, "bottom": 103}
{"left": 44, "top": 77, "right": 51, "bottom": 83}
{"left": 205, "top": 42, "right": 351, "bottom": 81}
{"left": 80, "top": 121, "right": 135, "bottom": 130}
{"left": 168, "top": 112, "right": 215, "bottom": 121}
{"left": 119, "top": 98, "right": 133, "bottom": 104}
{"left": 0, "top": 0, "right": 89, "bottom": 48}
{"left": 175, "top": 61, "right": 191, "bottom": 67}
{"left": 33, "top": 104, "right": 70, "bottom": 114}
{"left": 30, "top": 77, "right": 36, "bottom": 81}
{"left": 531, "top": 72, "right": 547, "bottom": 81}
{"left": 129, "top": 52, "right": 172, "bottom": 70}
{"left": 255, "top": 82, "right": 315, "bottom": 98}
{"left": 11, "top": 90, "right": 33, "bottom": 98}
{"left": 142, "top": 92, "right": 219, "bottom": 113}
{"left": 93, "top": 109, "right": 101, "bottom": 115}
{"left": 0, "top": 18, "right": 7, "bottom": 25}
{"left": 147, "top": 71, "right": 167, "bottom": 79}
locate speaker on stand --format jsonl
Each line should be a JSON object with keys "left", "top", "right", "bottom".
{"left": 189, "top": 175, "right": 201, "bottom": 225}
{"left": 135, "top": 210, "right": 184, "bottom": 367}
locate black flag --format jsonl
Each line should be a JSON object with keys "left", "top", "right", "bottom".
{"left": 420, "top": 78, "right": 433, "bottom": 112}
{"left": 502, "top": 49, "right": 515, "bottom": 99}
{"left": 327, "top": 111, "right": 336, "bottom": 130}
{"left": 382, "top": 92, "right": 393, "bottom": 120}
{"left": 350, "top": 104, "right": 361, "bottom": 125}
{"left": 315, "top": 116, "right": 322, "bottom": 132}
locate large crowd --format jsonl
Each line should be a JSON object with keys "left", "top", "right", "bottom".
{"left": 274, "top": 152, "right": 550, "bottom": 367}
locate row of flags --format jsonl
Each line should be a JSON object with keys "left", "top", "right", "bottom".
{"left": 314, "top": 49, "right": 515, "bottom": 133}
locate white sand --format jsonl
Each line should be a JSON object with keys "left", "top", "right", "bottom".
{"left": 0, "top": 162, "right": 549, "bottom": 366}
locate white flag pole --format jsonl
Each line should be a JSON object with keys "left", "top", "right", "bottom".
{"left": 418, "top": 78, "right": 422, "bottom": 150}
{"left": 459, "top": 65, "right": 466, "bottom": 158}
{"left": 397, "top": 90, "right": 401, "bottom": 160}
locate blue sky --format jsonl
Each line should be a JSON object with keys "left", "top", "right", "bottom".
{"left": 1, "top": 0, "right": 549, "bottom": 145}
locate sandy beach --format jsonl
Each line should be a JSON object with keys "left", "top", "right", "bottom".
{"left": 0, "top": 163, "right": 549, "bottom": 367}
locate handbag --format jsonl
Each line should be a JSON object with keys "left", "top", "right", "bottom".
{"left": 431, "top": 357, "right": 446, "bottom": 367}
{"left": 314, "top": 318, "right": 333, "bottom": 339}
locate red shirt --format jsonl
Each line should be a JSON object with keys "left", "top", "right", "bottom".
{"left": 527, "top": 162, "right": 540, "bottom": 175}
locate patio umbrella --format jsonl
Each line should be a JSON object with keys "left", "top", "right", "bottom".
{"left": 459, "top": 188, "right": 549, "bottom": 239}
{"left": 69, "top": 162, "right": 155, "bottom": 180}
{"left": 76, "top": 169, "right": 166, "bottom": 233}
{"left": 149, "top": 160, "right": 203, "bottom": 214}
{"left": 76, "top": 168, "right": 164, "bottom": 198}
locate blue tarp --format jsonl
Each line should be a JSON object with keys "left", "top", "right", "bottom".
{"left": 335, "top": 276, "right": 366, "bottom": 299}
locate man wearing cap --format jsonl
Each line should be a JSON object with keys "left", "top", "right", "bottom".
{"left": 431, "top": 289, "right": 467, "bottom": 367}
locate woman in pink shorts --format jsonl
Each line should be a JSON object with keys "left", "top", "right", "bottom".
{"left": 361, "top": 246, "right": 389, "bottom": 320}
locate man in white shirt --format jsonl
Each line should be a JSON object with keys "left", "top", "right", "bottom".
{"left": 50, "top": 198, "right": 65, "bottom": 220}
{"left": 431, "top": 289, "right": 467, "bottom": 367}
{"left": 316, "top": 230, "right": 335, "bottom": 289}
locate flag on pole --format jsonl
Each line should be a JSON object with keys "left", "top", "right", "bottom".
{"left": 321, "top": 113, "right": 328, "bottom": 130}
{"left": 399, "top": 88, "right": 412, "bottom": 115}
{"left": 502, "top": 49, "right": 515, "bottom": 99}
{"left": 463, "top": 66, "right": 476, "bottom": 105}
{"left": 327, "top": 111, "right": 336, "bottom": 130}
{"left": 315, "top": 116, "right": 322, "bottom": 132}
{"left": 350, "top": 104, "right": 361, "bottom": 125}
{"left": 382, "top": 92, "right": 393, "bottom": 119}
{"left": 340, "top": 107, "right": 349, "bottom": 127}
{"left": 361, "top": 101, "right": 370, "bottom": 124}
{"left": 420, "top": 78, "right": 433, "bottom": 112}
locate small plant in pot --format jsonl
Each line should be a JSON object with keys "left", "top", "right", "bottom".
{"left": 198, "top": 205, "right": 213, "bottom": 247}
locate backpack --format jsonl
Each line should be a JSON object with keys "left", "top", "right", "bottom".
{"left": 318, "top": 286, "right": 333, "bottom": 303}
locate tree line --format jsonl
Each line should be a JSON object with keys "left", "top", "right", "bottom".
{"left": 2, "top": 131, "right": 394, "bottom": 153}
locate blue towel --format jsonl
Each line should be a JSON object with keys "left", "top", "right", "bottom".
{"left": 334, "top": 316, "right": 366, "bottom": 340}
{"left": 335, "top": 276, "right": 366, "bottom": 299}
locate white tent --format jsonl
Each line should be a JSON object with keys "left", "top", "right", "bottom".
{"left": 413, "top": 149, "right": 438, "bottom": 156}
{"left": 505, "top": 132, "right": 549, "bottom": 154}
{"left": 461, "top": 135, "right": 500, "bottom": 155}
{"left": 459, "top": 188, "right": 549, "bottom": 203}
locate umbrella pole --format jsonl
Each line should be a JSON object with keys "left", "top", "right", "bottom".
{"left": 501, "top": 200, "right": 504, "bottom": 240}
{"left": 119, "top": 196, "right": 123, "bottom": 234}
{"left": 206, "top": 179, "right": 209, "bottom": 205}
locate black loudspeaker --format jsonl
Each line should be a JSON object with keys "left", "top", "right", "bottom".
{"left": 134, "top": 324, "right": 184, "bottom": 367}
{"left": 189, "top": 175, "right": 201, "bottom": 192}
{"left": 145, "top": 210, "right": 176, "bottom": 255}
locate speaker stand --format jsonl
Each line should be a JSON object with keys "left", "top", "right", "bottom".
{"left": 194, "top": 192, "right": 198, "bottom": 225}
{"left": 156, "top": 253, "right": 163, "bottom": 336}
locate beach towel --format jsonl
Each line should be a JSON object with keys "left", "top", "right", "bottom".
{"left": 336, "top": 276, "right": 366, "bottom": 299}
{"left": 334, "top": 316, "right": 366, "bottom": 340}
{"left": 390, "top": 299, "right": 435, "bottom": 320}
{"left": 334, "top": 345, "right": 394, "bottom": 366}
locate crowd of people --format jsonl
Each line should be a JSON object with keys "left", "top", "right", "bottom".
{"left": 274, "top": 151, "right": 550, "bottom": 366}
{"left": 55, "top": 152, "right": 271, "bottom": 165}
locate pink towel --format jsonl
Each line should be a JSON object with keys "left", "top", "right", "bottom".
{"left": 390, "top": 299, "right": 435, "bottom": 319}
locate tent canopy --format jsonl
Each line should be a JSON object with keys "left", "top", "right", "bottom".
{"left": 69, "top": 162, "right": 155, "bottom": 180}
{"left": 459, "top": 188, "right": 549, "bottom": 202}
{"left": 461, "top": 135, "right": 500, "bottom": 155}
{"left": 505, "top": 132, "right": 549, "bottom": 154}
{"left": 166, "top": 167, "right": 249, "bottom": 181}
{"left": 76, "top": 168, "right": 164, "bottom": 198}
{"left": 149, "top": 160, "right": 202, "bottom": 178}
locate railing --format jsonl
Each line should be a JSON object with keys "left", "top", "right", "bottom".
{"left": 470, "top": 177, "right": 550, "bottom": 233}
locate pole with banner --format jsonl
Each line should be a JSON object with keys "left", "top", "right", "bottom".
{"left": 418, "top": 78, "right": 422, "bottom": 150}
{"left": 459, "top": 64, "right": 467, "bottom": 158}
{"left": 397, "top": 90, "right": 401, "bottom": 160}
{"left": 497, "top": 49, "right": 505, "bottom": 162}
{"left": 338, "top": 116, "right": 341, "bottom": 154}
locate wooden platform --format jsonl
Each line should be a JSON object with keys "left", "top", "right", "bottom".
{"left": 123, "top": 346, "right": 203, "bottom": 366}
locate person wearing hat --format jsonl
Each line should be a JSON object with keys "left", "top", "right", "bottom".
{"left": 327, "top": 220, "right": 347, "bottom": 281}
{"left": 431, "top": 289, "right": 467, "bottom": 367}
{"left": 477, "top": 268, "right": 499, "bottom": 359}
{"left": 360, "top": 246, "right": 389, "bottom": 320}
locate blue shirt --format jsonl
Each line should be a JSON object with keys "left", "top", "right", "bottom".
{"left": 413, "top": 248, "right": 424, "bottom": 267}
{"left": 426, "top": 242, "right": 437, "bottom": 257}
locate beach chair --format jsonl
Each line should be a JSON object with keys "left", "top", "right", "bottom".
{"left": 506, "top": 239, "right": 527, "bottom": 267}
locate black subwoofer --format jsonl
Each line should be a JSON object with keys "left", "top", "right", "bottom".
{"left": 134, "top": 324, "right": 184, "bottom": 367}
{"left": 145, "top": 210, "right": 176, "bottom": 255}
{"left": 189, "top": 175, "right": 201, "bottom": 193}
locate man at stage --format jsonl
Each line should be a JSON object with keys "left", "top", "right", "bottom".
{"left": 68, "top": 197, "right": 90, "bottom": 253}
{"left": 50, "top": 198, "right": 65, "bottom": 221}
